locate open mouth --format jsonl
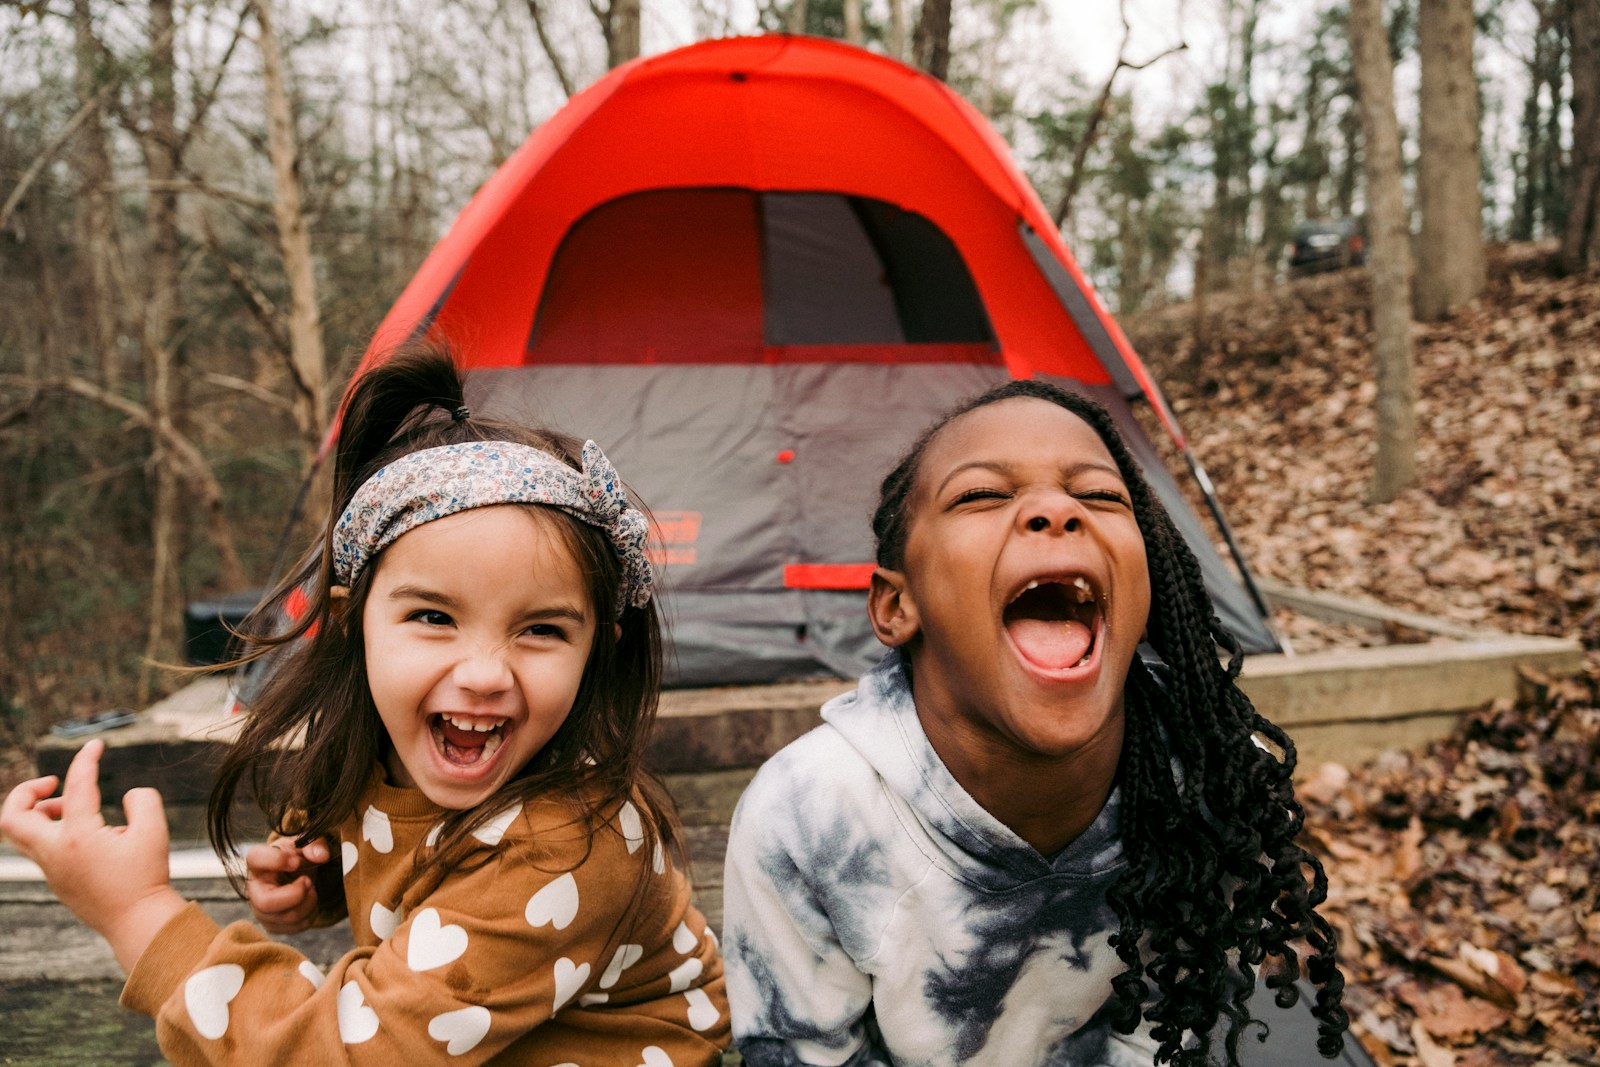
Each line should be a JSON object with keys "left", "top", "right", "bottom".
{"left": 1003, "top": 575, "right": 1101, "bottom": 672}
{"left": 429, "top": 713, "right": 506, "bottom": 768}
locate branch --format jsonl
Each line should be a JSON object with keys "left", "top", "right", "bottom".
{"left": 198, "top": 371, "right": 297, "bottom": 415}
{"left": 178, "top": 2, "right": 251, "bottom": 155}
{"left": 198, "top": 212, "right": 293, "bottom": 359}
{"left": 527, "top": 0, "right": 578, "bottom": 98}
{"left": 0, "top": 73, "right": 122, "bottom": 232}
{"left": 1052, "top": 0, "right": 1186, "bottom": 230}
{"left": 0, "top": 374, "right": 208, "bottom": 483}
{"left": 3, "top": 17, "right": 183, "bottom": 231}
{"left": 106, "top": 178, "right": 274, "bottom": 212}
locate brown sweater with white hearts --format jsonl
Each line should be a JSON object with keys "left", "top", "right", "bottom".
{"left": 122, "top": 773, "right": 729, "bottom": 1065}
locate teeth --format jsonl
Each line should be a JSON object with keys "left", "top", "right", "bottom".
{"left": 481, "top": 734, "right": 503, "bottom": 760}
{"left": 1025, "top": 580, "right": 1039, "bottom": 591}
{"left": 1072, "top": 577, "right": 1091, "bottom": 601}
{"left": 441, "top": 713, "right": 500, "bottom": 732}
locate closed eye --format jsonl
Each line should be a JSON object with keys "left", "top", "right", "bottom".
{"left": 952, "top": 487, "right": 1010, "bottom": 505}
{"left": 1078, "top": 489, "right": 1131, "bottom": 506}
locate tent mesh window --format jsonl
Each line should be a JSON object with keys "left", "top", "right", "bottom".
{"left": 528, "top": 188, "right": 996, "bottom": 363}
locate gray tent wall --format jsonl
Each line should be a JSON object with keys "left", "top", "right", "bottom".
{"left": 469, "top": 363, "right": 1277, "bottom": 688}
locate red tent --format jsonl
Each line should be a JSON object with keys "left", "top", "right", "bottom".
{"left": 357, "top": 34, "right": 1277, "bottom": 684}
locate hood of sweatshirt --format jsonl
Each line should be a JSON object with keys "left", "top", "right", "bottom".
{"left": 819, "top": 651, "right": 1127, "bottom": 893}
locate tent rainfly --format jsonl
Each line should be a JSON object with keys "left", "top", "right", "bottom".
{"left": 355, "top": 34, "right": 1280, "bottom": 686}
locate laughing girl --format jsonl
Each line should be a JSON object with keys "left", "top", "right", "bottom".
{"left": 721, "top": 380, "right": 1346, "bottom": 1066}
{"left": 1, "top": 344, "right": 728, "bottom": 1065}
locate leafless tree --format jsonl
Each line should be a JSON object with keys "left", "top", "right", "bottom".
{"left": 1562, "top": 0, "right": 1600, "bottom": 271}
{"left": 1415, "top": 0, "right": 1485, "bottom": 319}
{"left": 1349, "top": 0, "right": 1418, "bottom": 502}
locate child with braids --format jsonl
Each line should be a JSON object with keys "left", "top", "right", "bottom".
{"left": 1, "top": 344, "right": 729, "bottom": 1065}
{"left": 721, "top": 379, "right": 1346, "bottom": 1066}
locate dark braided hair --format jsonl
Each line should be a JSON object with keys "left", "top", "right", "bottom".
{"left": 872, "top": 379, "right": 1347, "bottom": 1065}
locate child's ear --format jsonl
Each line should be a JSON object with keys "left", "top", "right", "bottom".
{"left": 327, "top": 585, "right": 351, "bottom": 620}
{"left": 868, "top": 567, "right": 920, "bottom": 648}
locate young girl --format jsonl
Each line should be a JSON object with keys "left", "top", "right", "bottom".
{"left": 721, "top": 380, "right": 1347, "bottom": 1066}
{"left": 1, "top": 344, "right": 729, "bottom": 1065}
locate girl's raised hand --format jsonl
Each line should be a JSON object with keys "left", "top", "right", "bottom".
{"left": 0, "top": 739, "right": 187, "bottom": 973}
{"left": 245, "top": 835, "right": 333, "bottom": 934}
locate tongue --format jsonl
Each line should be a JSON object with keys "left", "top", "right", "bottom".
{"left": 1007, "top": 618, "right": 1093, "bottom": 670}
{"left": 439, "top": 721, "right": 491, "bottom": 765}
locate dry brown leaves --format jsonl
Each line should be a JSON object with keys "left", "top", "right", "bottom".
{"left": 1129, "top": 240, "right": 1600, "bottom": 653}
{"left": 1297, "top": 664, "right": 1600, "bottom": 1066}
{"left": 1128, "top": 242, "right": 1600, "bottom": 1064}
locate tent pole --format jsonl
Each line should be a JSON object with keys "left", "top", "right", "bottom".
{"left": 1178, "top": 447, "right": 1281, "bottom": 649}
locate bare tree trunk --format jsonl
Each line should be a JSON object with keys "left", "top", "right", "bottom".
{"left": 250, "top": 0, "right": 328, "bottom": 456}
{"left": 788, "top": 0, "right": 809, "bottom": 34}
{"left": 1415, "top": 0, "right": 1484, "bottom": 319}
{"left": 140, "top": 0, "right": 185, "bottom": 691}
{"left": 1349, "top": 0, "right": 1418, "bottom": 503}
{"left": 887, "top": 0, "right": 907, "bottom": 61}
{"left": 913, "top": 0, "right": 952, "bottom": 81}
{"left": 844, "top": 0, "right": 863, "bottom": 44}
{"left": 606, "top": 0, "right": 641, "bottom": 69}
{"left": 71, "top": 0, "right": 127, "bottom": 391}
{"left": 1561, "top": 0, "right": 1600, "bottom": 270}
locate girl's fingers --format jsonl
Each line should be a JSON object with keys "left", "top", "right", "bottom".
{"left": 120, "top": 787, "right": 170, "bottom": 853}
{"left": 249, "top": 875, "right": 310, "bottom": 915}
{"left": 60, "top": 740, "right": 105, "bottom": 823}
{"left": 35, "top": 797, "right": 65, "bottom": 819}
{"left": 246, "top": 841, "right": 300, "bottom": 878}
{"left": 0, "top": 776, "right": 61, "bottom": 845}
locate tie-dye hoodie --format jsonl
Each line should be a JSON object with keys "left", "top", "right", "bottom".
{"left": 722, "top": 652, "right": 1161, "bottom": 1067}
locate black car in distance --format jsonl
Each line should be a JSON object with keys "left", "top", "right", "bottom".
{"left": 1287, "top": 218, "right": 1366, "bottom": 277}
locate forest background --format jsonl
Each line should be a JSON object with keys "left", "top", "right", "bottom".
{"left": 0, "top": 0, "right": 1596, "bottom": 739}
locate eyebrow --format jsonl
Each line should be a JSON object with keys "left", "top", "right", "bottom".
{"left": 387, "top": 585, "right": 589, "bottom": 624}
{"left": 934, "top": 458, "right": 1123, "bottom": 496}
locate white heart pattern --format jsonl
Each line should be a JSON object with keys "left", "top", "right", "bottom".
{"left": 667, "top": 956, "right": 703, "bottom": 994}
{"left": 408, "top": 907, "right": 470, "bottom": 971}
{"left": 672, "top": 922, "right": 697, "bottom": 954}
{"left": 298, "top": 961, "right": 326, "bottom": 990}
{"left": 552, "top": 957, "right": 590, "bottom": 1012}
{"left": 471, "top": 803, "right": 521, "bottom": 845}
{"left": 425, "top": 821, "right": 443, "bottom": 848}
{"left": 525, "top": 872, "right": 580, "bottom": 930}
{"left": 636, "top": 1046, "right": 674, "bottom": 1067}
{"left": 184, "top": 963, "right": 244, "bottom": 1040}
{"left": 362, "top": 806, "right": 393, "bottom": 853}
{"left": 370, "top": 900, "right": 402, "bottom": 941}
{"left": 652, "top": 840, "right": 665, "bottom": 874}
{"left": 619, "top": 801, "right": 645, "bottom": 854}
{"left": 341, "top": 840, "right": 358, "bottom": 875}
{"left": 684, "top": 987, "right": 720, "bottom": 1032}
{"left": 427, "top": 1004, "right": 491, "bottom": 1055}
{"left": 579, "top": 992, "right": 609, "bottom": 1006}
{"left": 337, "top": 980, "right": 380, "bottom": 1044}
{"left": 599, "top": 943, "right": 643, "bottom": 989}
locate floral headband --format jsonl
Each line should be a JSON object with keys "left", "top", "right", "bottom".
{"left": 331, "top": 440, "right": 653, "bottom": 618}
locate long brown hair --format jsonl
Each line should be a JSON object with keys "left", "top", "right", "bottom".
{"left": 208, "top": 339, "right": 675, "bottom": 887}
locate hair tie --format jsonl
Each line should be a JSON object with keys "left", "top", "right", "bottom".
{"left": 450, "top": 404, "right": 471, "bottom": 423}
{"left": 330, "top": 440, "right": 652, "bottom": 618}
